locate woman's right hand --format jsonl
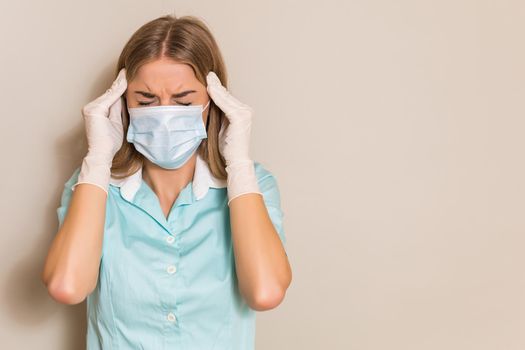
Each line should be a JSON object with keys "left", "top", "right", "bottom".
{"left": 72, "top": 68, "right": 128, "bottom": 194}
{"left": 42, "top": 69, "right": 128, "bottom": 303}
{"left": 82, "top": 68, "right": 128, "bottom": 161}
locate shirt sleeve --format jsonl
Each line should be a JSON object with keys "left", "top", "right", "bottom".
{"left": 57, "top": 166, "right": 81, "bottom": 230}
{"left": 254, "top": 162, "right": 287, "bottom": 253}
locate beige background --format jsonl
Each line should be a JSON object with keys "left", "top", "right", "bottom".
{"left": 1, "top": 0, "right": 524, "bottom": 349}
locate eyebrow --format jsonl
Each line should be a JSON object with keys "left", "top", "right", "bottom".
{"left": 134, "top": 90, "right": 197, "bottom": 98}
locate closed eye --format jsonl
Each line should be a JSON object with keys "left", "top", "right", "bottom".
{"left": 138, "top": 101, "right": 192, "bottom": 106}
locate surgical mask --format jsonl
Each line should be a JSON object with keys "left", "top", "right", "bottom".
{"left": 126, "top": 100, "right": 210, "bottom": 169}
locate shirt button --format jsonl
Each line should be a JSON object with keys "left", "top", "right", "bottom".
{"left": 167, "top": 312, "right": 177, "bottom": 323}
{"left": 166, "top": 236, "right": 175, "bottom": 244}
{"left": 167, "top": 265, "right": 177, "bottom": 274}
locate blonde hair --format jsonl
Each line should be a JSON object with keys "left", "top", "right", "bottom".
{"left": 110, "top": 14, "right": 228, "bottom": 181}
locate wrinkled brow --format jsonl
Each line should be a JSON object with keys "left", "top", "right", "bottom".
{"left": 134, "top": 90, "right": 197, "bottom": 98}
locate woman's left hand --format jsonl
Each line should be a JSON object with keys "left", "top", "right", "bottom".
{"left": 206, "top": 71, "right": 262, "bottom": 205}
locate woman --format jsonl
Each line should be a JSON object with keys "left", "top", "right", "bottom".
{"left": 42, "top": 14, "right": 291, "bottom": 349}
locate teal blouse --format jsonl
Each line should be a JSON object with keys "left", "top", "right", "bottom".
{"left": 56, "top": 154, "right": 287, "bottom": 349}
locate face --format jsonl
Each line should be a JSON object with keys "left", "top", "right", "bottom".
{"left": 125, "top": 58, "right": 210, "bottom": 123}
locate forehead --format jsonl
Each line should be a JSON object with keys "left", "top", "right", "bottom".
{"left": 130, "top": 58, "right": 201, "bottom": 91}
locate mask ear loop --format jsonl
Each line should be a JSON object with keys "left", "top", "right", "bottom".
{"left": 205, "top": 101, "right": 211, "bottom": 132}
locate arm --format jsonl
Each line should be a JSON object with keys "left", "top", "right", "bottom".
{"left": 206, "top": 71, "right": 292, "bottom": 311}
{"left": 42, "top": 68, "right": 127, "bottom": 305}
{"left": 41, "top": 177, "right": 107, "bottom": 305}
{"left": 229, "top": 170, "right": 291, "bottom": 311}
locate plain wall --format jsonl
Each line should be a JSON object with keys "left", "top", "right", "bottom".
{"left": 1, "top": 0, "right": 524, "bottom": 349}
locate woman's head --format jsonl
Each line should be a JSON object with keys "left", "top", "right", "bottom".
{"left": 111, "top": 14, "right": 228, "bottom": 180}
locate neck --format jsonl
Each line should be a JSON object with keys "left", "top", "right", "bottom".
{"left": 142, "top": 153, "right": 197, "bottom": 200}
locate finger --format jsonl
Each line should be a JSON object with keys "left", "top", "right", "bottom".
{"left": 206, "top": 71, "right": 250, "bottom": 116}
{"left": 103, "top": 68, "right": 128, "bottom": 104}
{"left": 83, "top": 69, "right": 128, "bottom": 119}
{"left": 93, "top": 68, "right": 128, "bottom": 110}
{"left": 108, "top": 96, "right": 124, "bottom": 125}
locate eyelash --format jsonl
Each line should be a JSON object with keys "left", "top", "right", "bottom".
{"left": 138, "top": 101, "right": 192, "bottom": 106}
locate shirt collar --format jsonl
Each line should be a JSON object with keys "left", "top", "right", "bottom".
{"left": 108, "top": 153, "right": 227, "bottom": 202}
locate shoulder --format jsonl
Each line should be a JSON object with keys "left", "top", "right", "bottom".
{"left": 56, "top": 166, "right": 82, "bottom": 228}
{"left": 253, "top": 160, "right": 282, "bottom": 205}
{"left": 253, "top": 160, "right": 277, "bottom": 182}
{"left": 58, "top": 166, "right": 81, "bottom": 205}
{"left": 64, "top": 166, "right": 81, "bottom": 189}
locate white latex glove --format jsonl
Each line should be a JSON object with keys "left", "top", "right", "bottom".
{"left": 206, "top": 71, "right": 262, "bottom": 205}
{"left": 72, "top": 68, "right": 128, "bottom": 194}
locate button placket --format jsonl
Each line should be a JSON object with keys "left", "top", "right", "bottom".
{"left": 162, "top": 218, "right": 182, "bottom": 327}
